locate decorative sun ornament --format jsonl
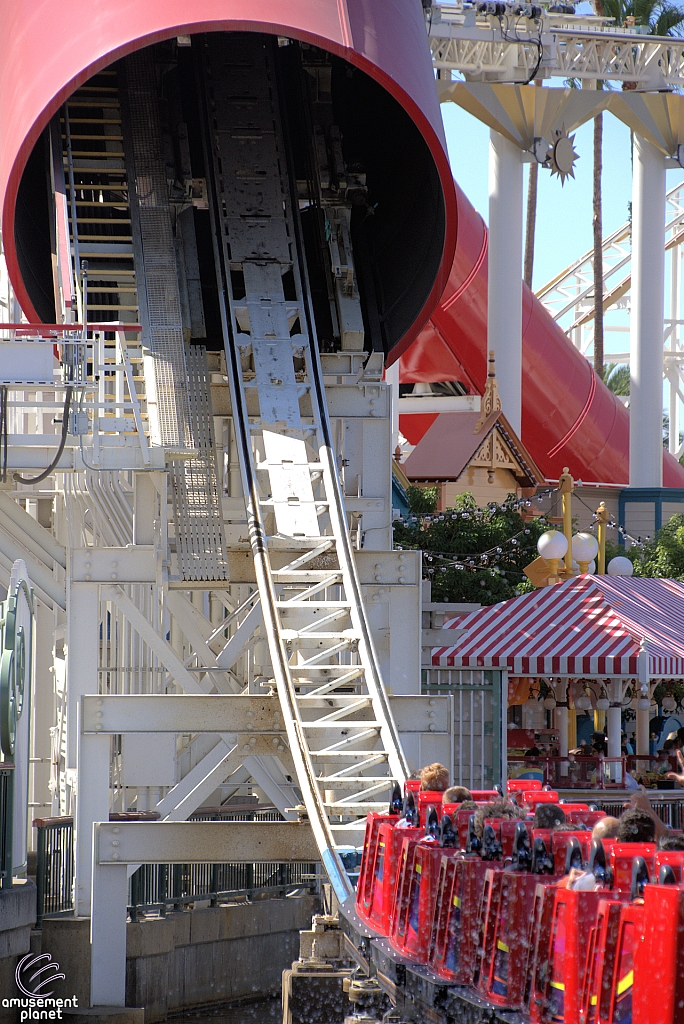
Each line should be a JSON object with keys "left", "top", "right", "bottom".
{"left": 549, "top": 126, "right": 579, "bottom": 185}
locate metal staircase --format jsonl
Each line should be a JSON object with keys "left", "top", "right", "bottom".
{"left": 199, "top": 33, "right": 407, "bottom": 899}
{"left": 60, "top": 71, "right": 139, "bottom": 327}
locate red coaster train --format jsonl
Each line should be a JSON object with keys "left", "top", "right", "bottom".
{"left": 342, "top": 779, "right": 684, "bottom": 1024}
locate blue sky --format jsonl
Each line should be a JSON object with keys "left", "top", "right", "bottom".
{"left": 440, "top": 100, "right": 684, "bottom": 302}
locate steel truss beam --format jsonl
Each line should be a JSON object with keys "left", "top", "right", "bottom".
{"left": 429, "top": 5, "right": 684, "bottom": 86}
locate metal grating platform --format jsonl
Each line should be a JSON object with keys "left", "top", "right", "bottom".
{"left": 122, "top": 52, "right": 190, "bottom": 452}
{"left": 170, "top": 346, "right": 229, "bottom": 582}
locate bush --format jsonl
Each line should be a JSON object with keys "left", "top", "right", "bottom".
{"left": 393, "top": 491, "right": 550, "bottom": 606}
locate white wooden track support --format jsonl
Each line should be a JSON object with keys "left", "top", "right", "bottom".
{"left": 200, "top": 33, "right": 407, "bottom": 901}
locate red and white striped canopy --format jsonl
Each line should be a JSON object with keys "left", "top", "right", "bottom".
{"left": 432, "top": 576, "right": 684, "bottom": 677}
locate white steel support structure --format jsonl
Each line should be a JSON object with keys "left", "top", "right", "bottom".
{"left": 0, "top": 43, "right": 430, "bottom": 999}
{"left": 488, "top": 131, "right": 523, "bottom": 434}
{"left": 630, "top": 136, "right": 667, "bottom": 488}
{"left": 14, "top": 19, "right": 684, "bottom": 1004}
{"left": 428, "top": 3, "right": 684, "bottom": 89}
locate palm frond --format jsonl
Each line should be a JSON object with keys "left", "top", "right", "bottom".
{"left": 652, "top": 3, "right": 684, "bottom": 35}
{"left": 603, "top": 362, "right": 630, "bottom": 396}
{"left": 601, "top": 0, "right": 629, "bottom": 23}
{"left": 634, "top": 0, "right": 659, "bottom": 25}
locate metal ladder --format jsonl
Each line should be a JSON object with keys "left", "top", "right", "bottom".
{"left": 200, "top": 33, "right": 407, "bottom": 900}
{"left": 60, "top": 71, "right": 139, "bottom": 328}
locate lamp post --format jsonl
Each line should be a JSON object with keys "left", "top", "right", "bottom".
{"left": 572, "top": 532, "right": 599, "bottom": 574}
{"left": 558, "top": 468, "right": 575, "bottom": 577}
{"left": 537, "top": 530, "right": 569, "bottom": 585}
{"left": 596, "top": 502, "right": 609, "bottom": 574}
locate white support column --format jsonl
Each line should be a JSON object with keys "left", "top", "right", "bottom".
{"left": 607, "top": 704, "right": 622, "bottom": 758}
{"left": 30, "top": 598, "right": 55, "bottom": 843}
{"left": 91, "top": 839, "right": 128, "bottom": 1007}
{"left": 488, "top": 130, "right": 523, "bottom": 435}
{"left": 66, "top": 583, "right": 99, "bottom": 769}
{"left": 668, "top": 242, "right": 680, "bottom": 455}
{"left": 74, "top": 713, "right": 110, "bottom": 917}
{"left": 555, "top": 706, "right": 569, "bottom": 759}
{"left": 630, "top": 134, "right": 666, "bottom": 487}
{"left": 385, "top": 358, "right": 400, "bottom": 453}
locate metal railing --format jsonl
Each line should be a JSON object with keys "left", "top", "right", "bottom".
{"left": 0, "top": 764, "right": 14, "bottom": 890}
{"left": 32, "top": 804, "right": 319, "bottom": 922}
{"left": 508, "top": 755, "right": 629, "bottom": 789}
{"left": 189, "top": 807, "right": 283, "bottom": 822}
{"left": 588, "top": 795, "right": 684, "bottom": 830}
{"left": 127, "top": 861, "right": 319, "bottom": 921}
{"left": 625, "top": 754, "right": 680, "bottom": 788}
{"left": 34, "top": 816, "right": 74, "bottom": 924}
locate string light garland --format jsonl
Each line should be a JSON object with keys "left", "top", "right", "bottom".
{"left": 394, "top": 484, "right": 652, "bottom": 603}
{"left": 394, "top": 490, "right": 558, "bottom": 601}
{"left": 393, "top": 488, "right": 557, "bottom": 529}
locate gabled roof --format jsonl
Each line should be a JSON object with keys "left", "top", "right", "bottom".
{"left": 403, "top": 408, "right": 544, "bottom": 488}
{"left": 431, "top": 575, "right": 684, "bottom": 678}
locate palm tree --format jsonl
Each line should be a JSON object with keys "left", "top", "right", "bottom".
{"left": 603, "top": 362, "right": 630, "bottom": 395}
{"left": 524, "top": 79, "right": 543, "bottom": 288}
{"left": 600, "top": 0, "right": 684, "bottom": 35}
{"left": 524, "top": 160, "right": 538, "bottom": 288}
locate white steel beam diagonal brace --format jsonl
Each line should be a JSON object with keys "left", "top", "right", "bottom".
{"left": 537, "top": 181, "right": 684, "bottom": 326}
{"left": 98, "top": 587, "right": 297, "bottom": 817}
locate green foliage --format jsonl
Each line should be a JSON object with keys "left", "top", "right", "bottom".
{"left": 631, "top": 514, "right": 684, "bottom": 579}
{"left": 603, "top": 363, "right": 630, "bottom": 397}
{"left": 600, "top": 0, "right": 684, "bottom": 34}
{"left": 405, "top": 485, "right": 439, "bottom": 514}
{"left": 393, "top": 490, "right": 550, "bottom": 606}
{"left": 653, "top": 679, "right": 684, "bottom": 704}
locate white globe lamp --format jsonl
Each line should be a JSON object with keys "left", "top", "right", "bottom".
{"left": 572, "top": 533, "right": 599, "bottom": 574}
{"left": 662, "top": 694, "right": 677, "bottom": 713}
{"left": 637, "top": 697, "right": 651, "bottom": 711}
{"left": 607, "top": 556, "right": 634, "bottom": 577}
{"left": 543, "top": 696, "right": 557, "bottom": 710}
{"left": 576, "top": 691, "right": 592, "bottom": 711}
{"left": 538, "top": 530, "right": 569, "bottom": 583}
{"left": 596, "top": 695, "right": 610, "bottom": 711}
